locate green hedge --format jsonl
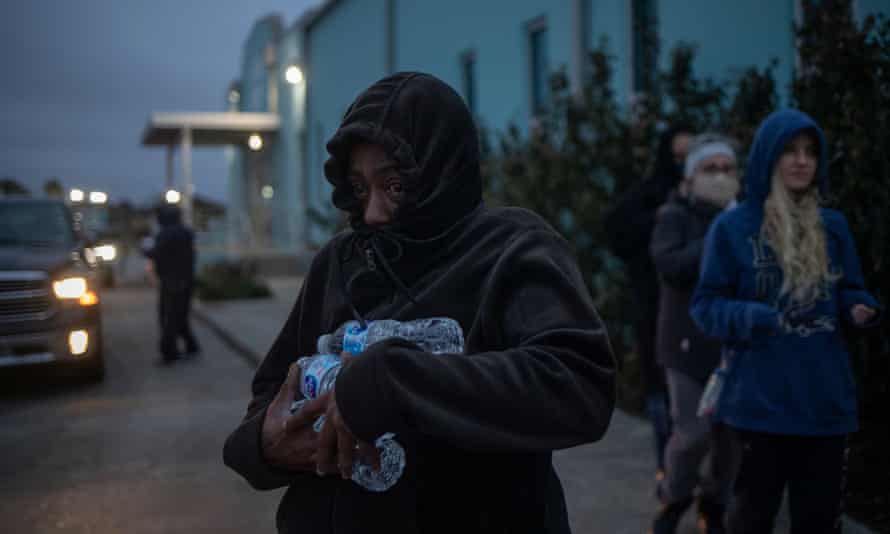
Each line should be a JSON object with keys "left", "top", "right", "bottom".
{"left": 195, "top": 260, "right": 271, "bottom": 301}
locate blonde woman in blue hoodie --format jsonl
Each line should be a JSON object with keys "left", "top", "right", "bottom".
{"left": 691, "top": 109, "right": 882, "bottom": 534}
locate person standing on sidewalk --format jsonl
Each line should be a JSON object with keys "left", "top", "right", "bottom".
{"left": 223, "top": 72, "right": 616, "bottom": 534}
{"left": 604, "top": 125, "right": 693, "bottom": 482}
{"left": 145, "top": 205, "right": 200, "bottom": 363}
{"left": 691, "top": 109, "right": 883, "bottom": 534}
{"left": 649, "top": 134, "right": 741, "bottom": 534}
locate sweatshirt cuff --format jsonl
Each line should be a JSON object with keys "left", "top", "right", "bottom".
{"left": 335, "top": 338, "right": 411, "bottom": 443}
{"left": 748, "top": 303, "right": 781, "bottom": 337}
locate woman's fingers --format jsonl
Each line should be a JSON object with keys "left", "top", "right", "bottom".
{"left": 336, "top": 423, "right": 356, "bottom": 480}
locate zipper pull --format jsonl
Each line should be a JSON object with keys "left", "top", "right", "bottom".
{"left": 365, "top": 247, "right": 376, "bottom": 271}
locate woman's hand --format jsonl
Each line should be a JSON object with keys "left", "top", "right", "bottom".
{"left": 261, "top": 362, "right": 326, "bottom": 472}
{"left": 851, "top": 304, "right": 877, "bottom": 326}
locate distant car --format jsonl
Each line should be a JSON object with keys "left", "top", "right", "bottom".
{"left": 0, "top": 198, "right": 105, "bottom": 381}
{"left": 92, "top": 239, "right": 118, "bottom": 288}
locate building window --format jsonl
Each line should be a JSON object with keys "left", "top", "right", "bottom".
{"left": 631, "top": 0, "right": 658, "bottom": 94}
{"left": 527, "top": 17, "right": 549, "bottom": 115}
{"left": 460, "top": 50, "right": 477, "bottom": 115}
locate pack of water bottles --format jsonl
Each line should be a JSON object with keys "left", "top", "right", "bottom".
{"left": 289, "top": 317, "right": 465, "bottom": 492}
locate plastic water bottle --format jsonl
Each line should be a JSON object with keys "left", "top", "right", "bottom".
{"left": 341, "top": 317, "right": 465, "bottom": 355}
{"left": 290, "top": 317, "right": 465, "bottom": 492}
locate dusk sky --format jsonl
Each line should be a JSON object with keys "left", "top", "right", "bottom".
{"left": 1, "top": 0, "right": 318, "bottom": 205}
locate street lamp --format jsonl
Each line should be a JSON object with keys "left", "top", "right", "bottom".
{"left": 261, "top": 185, "right": 274, "bottom": 199}
{"left": 248, "top": 134, "right": 263, "bottom": 151}
{"left": 165, "top": 189, "right": 181, "bottom": 204}
{"left": 228, "top": 89, "right": 240, "bottom": 105}
{"left": 70, "top": 189, "right": 84, "bottom": 203}
{"left": 285, "top": 65, "right": 304, "bottom": 85}
{"left": 89, "top": 191, "right": 107, "bottom": 204}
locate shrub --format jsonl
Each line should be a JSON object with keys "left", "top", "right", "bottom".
{"left": 195, "top": 260, "right": 271, "bottom": 301}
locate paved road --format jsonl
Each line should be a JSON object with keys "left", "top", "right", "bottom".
{"left": 0, "top": 286, "right": 282, "bottom": 533}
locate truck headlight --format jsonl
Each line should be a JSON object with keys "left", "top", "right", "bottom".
{"left": 94, "top": 244, "right": 117, "bottom": 262}
{"left": 53, "top": 277, "right": 88, "bottom": 299}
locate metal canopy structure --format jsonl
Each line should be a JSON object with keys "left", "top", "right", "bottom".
{"left": 141, "top": 112, "right": 280, "bottom": 224}
{"left": 141, "top": 112, "right": 280, "bottom": 146}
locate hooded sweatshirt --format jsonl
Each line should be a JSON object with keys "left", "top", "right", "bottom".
{"left": 146, "top": 206, "right": 194, "bottom": 284}
{"left": 691, "top": 109, "right": 882, "bottom": 436}
{"left": 223, "top": 72, "right": 616, "bottom": 534}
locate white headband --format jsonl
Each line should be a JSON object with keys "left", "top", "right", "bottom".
{"left": 684, "top": 142, "right": 736, "bottom": 178}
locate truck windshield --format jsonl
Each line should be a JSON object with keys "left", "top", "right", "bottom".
{"left": 0, "top": 203, "right": 75, "bottom": 247}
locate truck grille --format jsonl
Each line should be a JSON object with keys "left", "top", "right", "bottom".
{"left": 0, "top": 271, "right": 54, "bottom": 322}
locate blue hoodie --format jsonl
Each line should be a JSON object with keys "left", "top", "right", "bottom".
{"left": 691, "top": 109, "right": 882, "bottom": 436}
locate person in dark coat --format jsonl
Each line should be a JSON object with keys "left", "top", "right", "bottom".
{"left": 146, "top": 205, "right": 199, "bottom": 363}
{"left": 222, "top": 72, "right": 616, "bottom": 534}
{"left": 604, "top": 125, "right": 692, "bottom": 479}
{"left": 649, "top": 133, "right": 741, "bottom": 534}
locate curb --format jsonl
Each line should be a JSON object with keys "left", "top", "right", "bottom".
{"left": 192, "top": 304, "right": 262, "bottom": 368}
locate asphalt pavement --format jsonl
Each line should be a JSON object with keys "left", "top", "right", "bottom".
{"left": 0, "top": 286, "right": 283, "bottom": 533}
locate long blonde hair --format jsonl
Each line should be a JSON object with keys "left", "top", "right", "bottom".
{"left": 761, "top": 172, "right": 838, "bottom": 302}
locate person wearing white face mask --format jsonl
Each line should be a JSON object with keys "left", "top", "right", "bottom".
{"left": 648, "top": 134, "right": 741, "bottom": 534}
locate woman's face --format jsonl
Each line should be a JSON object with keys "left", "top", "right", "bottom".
{"left": 776, "top": 133, "right": 818, "bottom": 194}
{"left": 348, "top": 143, "right": 404, "bottom": 226}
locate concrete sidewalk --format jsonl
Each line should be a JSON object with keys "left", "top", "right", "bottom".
{"left": 194, "top": 276, "right": 872, "bottom": 534}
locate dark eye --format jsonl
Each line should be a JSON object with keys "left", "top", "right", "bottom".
{"left": 351, "top": 181, "right": 368, "bottom": 198}
{"left": 386, "top": 180, "right": 403, "bottom": 198}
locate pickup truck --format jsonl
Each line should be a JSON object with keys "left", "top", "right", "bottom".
{"left": 0, "top": 198, "right": 105, "bottom": 380}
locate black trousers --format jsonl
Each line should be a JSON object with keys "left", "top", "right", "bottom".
{"left": 727, "top": 429, "right": 847, "bottom": 534}
{"left": 159, "top": 281, "right": 199, "bottom": 358}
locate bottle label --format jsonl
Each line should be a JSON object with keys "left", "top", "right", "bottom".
{"left": 302, "top": 354, "right": 341, "bottom": 399}
{"left": 343, "top": 323, "right": 369, "bottom": 355}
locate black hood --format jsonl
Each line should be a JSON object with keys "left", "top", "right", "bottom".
{"left": 324, "top": 72, "right": 483, "bottom": 239}
{"left": 157, "top": 205, "right": 182, "bottom": 227}
{"left": 650, "top": 124, "right": 692, "bottom": 190}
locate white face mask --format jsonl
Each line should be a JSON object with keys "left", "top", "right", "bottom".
{"left": 690, "top": 172, "right": 740, "bottom": 208}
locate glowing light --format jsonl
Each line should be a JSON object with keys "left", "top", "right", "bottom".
{"left": 165, "top": 189, "right": 181, "bottom": 204}
{"left": 285, "top": 65, "right": 304, "bottom": 85}
{"left": 261, "top": 185, "right": 274, "bottom": 199}
{"left": 228, "top": 89, "right": 240, "bottom": 104}
{"left": 53, "top": 277, "right": 87, "bottom": 299}
{"left": 70, "top": 189, "right": 85, "bottom": 202}
{"left": 248, "top": 134, "right": 263, "bottom": 151}
{"left": 79, "top": 291, "right": 99, "bottom": 306}
{"left": 69, "top": 330, "right": 89, "bottom": 355}
{"left": 94, "top": 244, "right": 116, "bottom": 261}
{"left": 89, "top": 191, "right": 107, "bottom": 204}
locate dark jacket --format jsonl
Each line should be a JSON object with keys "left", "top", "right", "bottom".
{"left": 603, "top": 128, "right": 687, "bottom": 392}
{"left": 222, "top": 72, "right": 617, "bottom": 534}
{"left": 650, "top": 193, "right": 723, "bottom": 384}
{"left": 146, "top": 206, "right": 195, "bottom": 287}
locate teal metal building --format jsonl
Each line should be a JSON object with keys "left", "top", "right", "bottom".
{"left": 218, "top": 0, "right": 887, "bottom": 261}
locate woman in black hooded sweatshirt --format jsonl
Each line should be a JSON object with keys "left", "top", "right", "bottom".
{"left": 223, "top": 72, "right": 616, "bottom": 533}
